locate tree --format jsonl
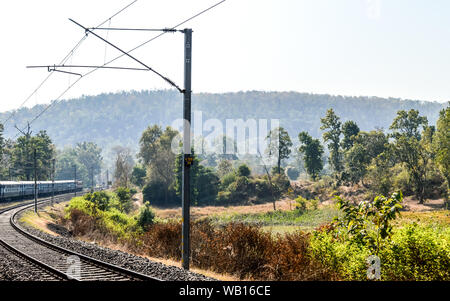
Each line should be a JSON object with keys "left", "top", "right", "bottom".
{"left": 390, "top": 110, "right": 429, "bottom": 203}
{"left": 433, "top": 107, "right": 450, "bottom": 199}
{"left": 140, "top": 126, "right": 179, "bottom": 205}
{"left": 217, "top": 159, "right": 234, "bottom": 178}
{"left": 113, "top": 146, "right": 134, "bottom": 188}
{"left": 344, "top": 130, "right": 388, "bottom": 185}
{"left": 266, "top": 127, "right": 293, "bottom": 174}
{"left": 55, "top": 147, "right": 87, "bottom": 183}
{"left": 138, "top": 125, "right": 163, "bottom": 166}
{"left": 341, "top": 120, "right": 360, "bottom": 151}
{"left": 321, "top": 109, "right": 343, "bottom": 176}
{"left": 174, "top": 150, "right": 220, "bottom": 206}
{"left": 298, "top": 131, "right": 324, "bottom": 180}
{"left": 12, "top": 130, "right": 55, "bottom": 180}
{"left": 131, "top": 164, "right": 146, "bottom": 188}
{"left": 237, "top": 164, "right": 251, "bottom": 177}
{"left": 75, "top": 142, "right": 103, "bottom": 186}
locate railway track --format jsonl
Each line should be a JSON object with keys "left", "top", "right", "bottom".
{"left": 0, "top": 193, "right": 162, "bottom": 281}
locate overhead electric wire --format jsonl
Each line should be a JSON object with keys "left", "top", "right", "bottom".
{"left": 4, "top": 0, "right": 138, "bottom": 127}
{"left": 16, "top": 0, "right": 227, "bottom": 136}
{"left": 10, "top": 0, "right": 139, "bottom": 135}
{"left": 69, "top": 18, "right": 184, "bottom": 92}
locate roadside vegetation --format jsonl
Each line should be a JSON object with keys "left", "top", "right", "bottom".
{"left": 58, "top": 187, "right": 449, "bottom": 281}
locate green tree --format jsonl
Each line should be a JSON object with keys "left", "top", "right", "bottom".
{"left": 55, "top": 147, "right": 87, "bottom": 185}
{"left": 131, "top": 164, "right": 146, "bottom": 187}
{"left": 138, "top": 125, "right": 163, "bottom": 166}
{"left": 136, "top": 202, "right": 155, "bottom": 229}
{"left": 341, "top": 120, "right": 360, "bottom": 151}
{"left": 237, "top": 164, "right": 251, "bottom": 177}
{"left": 321, "top": 109, "right": 343, "bottom": 176}
{"left": 75, "top": 142, "right": 103, "bottom": 186}
{"left": 115, "top": 187, "right": 133, "bottom": 213}
{"left": 216, "top": 159, "right": 234, "bottom": 178}
{"left": 298, "top": 131, "right": 324, "bottom": 180}
{"left": 390, "top": 110, "right": 429, "bottom": 203}
{"left": 174, "top": 151, "right": 220, "bottom": 205}
{"left": 266, "top": 127, "right": 293, "bottom": 174}
{"left": 344, "top": 130, "right": 388, "bottom": 185}
{"left": 12, "top": 130, "right": 55, "bottom": 180}
{"left": 433, "top": 107, "right": 450, "bottom": 199}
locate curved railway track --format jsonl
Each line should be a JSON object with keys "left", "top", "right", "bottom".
{"left": 0, "top": 193, "right": 162, "bottom": 281}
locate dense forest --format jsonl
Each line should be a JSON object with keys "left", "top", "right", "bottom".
{"left": 1, "top": 90, "right": 447, "bottom": 159}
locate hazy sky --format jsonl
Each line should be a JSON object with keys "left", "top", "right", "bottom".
{"left": 0, "top": 0, "right": 449, "bottom": 113}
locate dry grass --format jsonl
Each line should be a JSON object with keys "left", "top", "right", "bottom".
{"left": 141, "top": 220, "right": 337, "bottom": 281}
{"left": 153, "top": 198, "right": 296, "bottom": 220}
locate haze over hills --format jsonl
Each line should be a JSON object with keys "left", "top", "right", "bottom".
{"left": 1, "top": 90, "right": 447, "bottom": 157}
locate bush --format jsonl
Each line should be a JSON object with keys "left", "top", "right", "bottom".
{"left": 253, "top": 178, "right": 272, "bottom": 199}
{"left": 381, "top": 224, "right": 450, "bottom": 281}
{"left": 142, "top": 220, "right": 334, "bottom": 280}
{"left": 294, "top": 196, "right": 319, "bottom": 212}
{"left": 228, "top": 176, "right": 251, "bottom": 202}
{"left": 221, "top": 172, "right": 236, "bottom": 190}
{"left": 115, "top": 187, "right": 133, "bottom": 213}
{"left": 217, "top": 191, "right": 232, "bottom": 203}
{"left": 83, "top": 191, "right": 110, "bottom": 212}
{"left": 272, "top": 173, "right": 291, "bottom": 196}
{"left": 237, "top": 164, "right": 251, "bottom": 177}
{"left": 136, "top": 202, "right": 155, "bottom": 230}
{"left": 311, "top": 223, "right": 450, "bottom": 281}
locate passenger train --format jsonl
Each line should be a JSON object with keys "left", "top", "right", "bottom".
{"left": 0, "top": 180, "right": 83, "bottom": 201}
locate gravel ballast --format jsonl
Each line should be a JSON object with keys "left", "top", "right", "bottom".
{"left": 16, "top": 210, "right": 216, "bottom": 281}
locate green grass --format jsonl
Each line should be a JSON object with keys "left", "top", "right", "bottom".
{"left": 209, "top": 205, "right": 340, "bottom": 232}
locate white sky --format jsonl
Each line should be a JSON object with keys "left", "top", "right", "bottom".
{"left": 0, "top": 0, "right": 449, "bottom": 113}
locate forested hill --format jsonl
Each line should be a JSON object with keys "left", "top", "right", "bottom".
{"left": 1, "top": 90, "right": 447, "bottom": 152}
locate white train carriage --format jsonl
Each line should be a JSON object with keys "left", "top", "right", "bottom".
{"left": 0, "top": 180, "right": 83, "bottom": 201}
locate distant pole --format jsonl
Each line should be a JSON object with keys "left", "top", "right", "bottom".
{"left": 51, "top": 159, "right": 55, "bottom": 205}
{"left": 181, "top": 28, "right": 192, "bottom": 271}
{"left": 106, "top": 169, "right": 109, "bottom": 189}
{"left": 74, "top": 165, "right": 77, "bottom": 197}
{"left": 8, "top": 167, "right": 11, "bottom": 181}
{"left": 34, "top": 148, "right": 37, "bottom": 213}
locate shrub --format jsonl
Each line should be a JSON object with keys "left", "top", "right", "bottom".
{"left": 221, "top": 172, "right": 236, "bottom": 190}
{"left": 84, "top": 191, "right": 110, "bottom": 212}
{"left": 381, "top": 224, "right": 450, "bottom": 281}
{"left": 311, "top": 223, "right": 450, "bottom": 281}
{"left": 142, "top": 220, "right": 334, "bottom": 280}
{"left": 253, "top": 178, "right": 272, "bottom": 199}
{"left": 272, "top": 173, "right": 291, "bottom": 196}
{"left": 228, "top": 176, "right": 251, "bottom": 202}
{"left": 217, "top": 191, "right": 232, "bottom": 203}
{"left": 136, "top": 202, "right": 155, "bottom": 230}
{"left": 294, "top": 196, "right": 319, "bottom": 212}
{"left": 237, "top": 164, "right": 251, "bottom": 177}
{"left": 115, "top": 187, "right": 133, "bottom": 213}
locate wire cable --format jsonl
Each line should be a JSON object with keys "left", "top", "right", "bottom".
{"left": 3, "top": 0, "right": 139, "bottom": 127}
{"left": 15, "top": 0, "right": 227, "bottom": 135}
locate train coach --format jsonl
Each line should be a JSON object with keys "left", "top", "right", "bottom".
{"left": 0, "top": 180, "right": 83, "bottom": 202}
